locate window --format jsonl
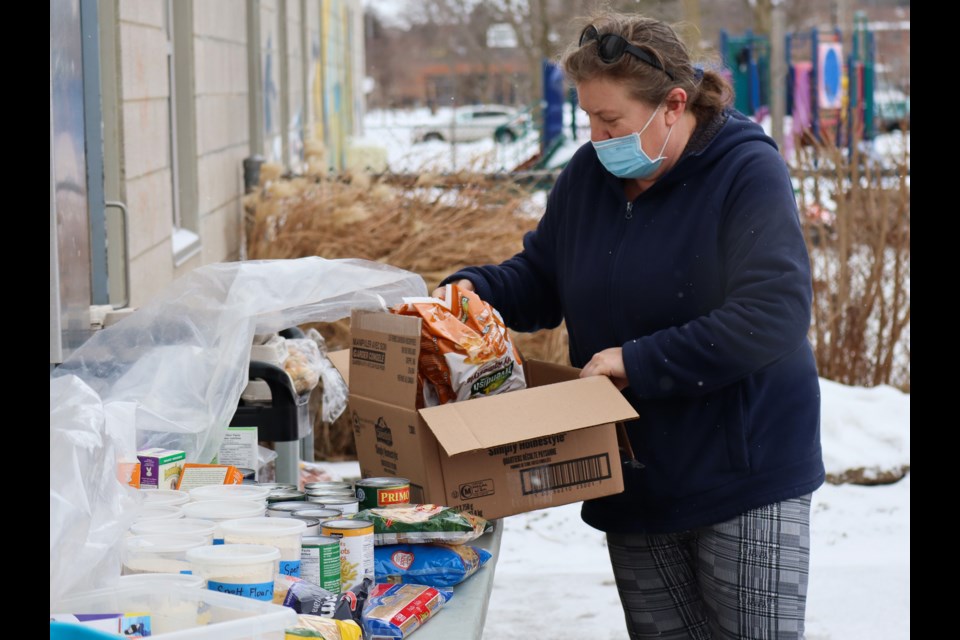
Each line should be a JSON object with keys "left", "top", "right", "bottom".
{"left": 166, "top": 0, "right": 200, "bottom": 265}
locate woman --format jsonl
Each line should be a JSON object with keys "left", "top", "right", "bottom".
{"left": 433, "top": 12, "right": 824, "bottom": 640}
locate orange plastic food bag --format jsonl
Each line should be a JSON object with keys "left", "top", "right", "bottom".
{"left": 391, "top": 284, "right": 526, "bottom": 407}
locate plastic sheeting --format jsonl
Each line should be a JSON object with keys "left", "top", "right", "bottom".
{"left": 50, "top": 257, "right": 426, "bottom": 605}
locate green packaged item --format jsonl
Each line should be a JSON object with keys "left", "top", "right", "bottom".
{"left": 347, "top": 504, "right": 491, "bottom": 545}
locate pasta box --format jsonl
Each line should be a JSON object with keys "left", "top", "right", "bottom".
{"left": 326, "top": 309, "right": 639, "bottom": 521}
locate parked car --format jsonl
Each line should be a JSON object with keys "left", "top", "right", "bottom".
{"left": 413, "top": 104, "right": 529, "bottom": 143}
{"left": 874, "top": 86, "right": 910, "bottom": 132}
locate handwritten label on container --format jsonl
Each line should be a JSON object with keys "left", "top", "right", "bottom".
{"left": 207, "top": 580, "right": 274, "bottom": 601}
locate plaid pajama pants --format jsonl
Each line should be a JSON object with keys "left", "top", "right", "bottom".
{"left": 606, "top": 494, "right": 812, "bottom": 640}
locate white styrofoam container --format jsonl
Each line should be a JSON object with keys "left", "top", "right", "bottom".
{"left": 250, "top": 335, "right": 287, "bottom": 365}
{"left": 52, "top": 584, "right": 296, "bottom": 639}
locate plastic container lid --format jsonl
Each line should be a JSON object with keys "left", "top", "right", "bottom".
{"left": 130, "top": 517, "right": 217, "bottom": 540}
{"left": 122, "top": 534, "right": 209, "bottom": 576}
{"left": 142, "top": 489, "right": 190, "bottom": 506}
{"left": 124, "top": 534, "right": 209, "bottom": 553}
{"left": 181, "top": 499, "right": 266, "bottom": 521}
{"left": 118, "top": 572, "right": 206, "bottom": 589}
{"left": 186, "top": 543, "right": 281, "bottom": 566}
{"left": 219, "top": 517, "right": 307, "bottom": 538}
{"left": 134, "top": 504, "right": 185, "bottom": 522}
{"left": 189, "top": 484, "right": 272, "bottom": 503}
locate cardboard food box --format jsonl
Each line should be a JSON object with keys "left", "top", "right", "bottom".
{"left": 329, "top": 310, "right": 639, "bottom": 521}
{"left": 136, "top": 448, "right": 186, "bottom": 490}
{"left": 176, "top": 463, "right": 244, "bottom": 491}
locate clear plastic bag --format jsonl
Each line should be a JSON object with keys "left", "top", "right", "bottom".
{"left": 258, "top": 444, "right": 279, "bottom": 482}
{"left": 50, "top": 257, "right": 426, "bottom": 605}
{"left": 304, "top": 328, "right": 349, "bottom": 425}
{"left": 50, "top": 375, "right": 142, "bottom": 606}
{"left": 285, "top": 336, "right": 323, "bottom": 395}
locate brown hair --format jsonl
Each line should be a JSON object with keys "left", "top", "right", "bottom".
{"left": 561, "top": 12, "right": 733, "bottom": 124}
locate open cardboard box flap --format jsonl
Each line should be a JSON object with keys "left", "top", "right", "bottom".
{"left": 327, "top": 348, "right": 351, "bottom": 387}
{"left": 418, "top": 374, "right": 638, "bottom": 457}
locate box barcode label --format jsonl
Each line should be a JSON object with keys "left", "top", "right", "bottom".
{"left": 520, "top": 454, "right": 612, "bottom": 495}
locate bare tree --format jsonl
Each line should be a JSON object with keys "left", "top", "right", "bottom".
{"left": 745, "top": 0, "right": 774, "bottom": 35}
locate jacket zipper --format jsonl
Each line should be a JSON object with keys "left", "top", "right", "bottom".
{"left": 608, "top": 198, "right": 633, "bottom": 351}
{"left": 614, "top": 200, "right": 643, "bottom": 469}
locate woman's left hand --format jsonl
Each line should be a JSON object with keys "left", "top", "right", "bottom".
{"left": 580, "top": 347, "right": 629, "bottom": 390}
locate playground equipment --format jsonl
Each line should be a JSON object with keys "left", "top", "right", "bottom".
{"left": 721, "top": 16, "right": 897, "bottom": 150}
{"left": 786, "top": 26, "right": 844, "bottom": 144}
{"left": 719, "top": 30, "right": 771, "bottom": 119}
{"left": 786, "top": 13, "right": 903, "bottom": 146}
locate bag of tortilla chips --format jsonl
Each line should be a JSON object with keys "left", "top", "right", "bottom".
{"left": 390, "top": 284, "right": 525, "bottom": 407}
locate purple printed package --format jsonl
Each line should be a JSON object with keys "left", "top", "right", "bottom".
{"left": 137, "top": 448, "right": 186, "bottom": 490}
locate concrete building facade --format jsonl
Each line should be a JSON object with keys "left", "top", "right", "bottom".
{"left": 51, "top": 0, "right": 365, "bottom": 363}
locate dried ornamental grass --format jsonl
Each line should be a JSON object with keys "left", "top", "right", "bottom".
{"left": 245, "top": 171, "right": 570, "bottom": 459}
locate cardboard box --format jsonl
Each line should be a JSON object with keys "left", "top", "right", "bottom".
{"left": 176, "top": 463, "right": 244, "bottom": 491}
{"left": 136, "top": 448, "right": 186, "bottom": 490}
{"left": 332, "top": 310, "right": 639, "bottom": 521}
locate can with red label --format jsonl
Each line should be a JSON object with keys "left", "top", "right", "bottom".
{"left": 355, "top": 477, "right": 411, "bottom": 510}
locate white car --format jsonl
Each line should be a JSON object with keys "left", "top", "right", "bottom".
{"left": 413, "top": 105, "right": 528, "bottom": 143}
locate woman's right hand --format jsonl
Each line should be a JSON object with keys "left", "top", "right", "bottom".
{"left": 432, "top": 279, "right": 474, "bottom": 299}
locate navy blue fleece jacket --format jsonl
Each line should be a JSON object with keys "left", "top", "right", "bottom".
{"left": 445, "top": 109, "right": 824, "bottom": 533}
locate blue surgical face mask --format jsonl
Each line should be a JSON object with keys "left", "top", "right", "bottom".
{"left": 592, "top": 104, "right": 674, "bottom": 179}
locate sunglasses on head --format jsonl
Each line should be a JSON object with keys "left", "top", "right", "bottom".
{"left": 579, "top": 25, "right": 675, "bottom": 81}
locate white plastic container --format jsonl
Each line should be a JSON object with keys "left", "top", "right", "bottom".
{"left": 130, "top": 518, "right": 217, "bottom": 544}
{"left": 189, "top": 484, "right": 271, "bottom": 504}
{"left": 52, "top": 583, "right": 295, "bottom": 637}
{"left": 143, "top": 489, "right": 190, "bottom": 507}
{"left": 181, "top": 500, "right": 267, "bottom": 544}
{"left": 187, "top": 544, "right": 281, "bottom": 602}
{"left": 219, "top": 517, "right": 307, "bottom": 578}
{"left": 122, "top": 534, "right": 209, "bottom": 576}
{"left": 119, "top": 572, "right": 206, "bottom": 589}
{"left": 135, "top": 504, "right": 185, "bottom": 522}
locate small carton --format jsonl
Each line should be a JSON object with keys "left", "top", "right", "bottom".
{"left": 176, "top": 463, "right": 244, "bottom": 491}
{"left": 136, "top": 448, "right": 186, "bottom": 490}
{"left": 333, "top": 310, "right": 639, "bottom": 521}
